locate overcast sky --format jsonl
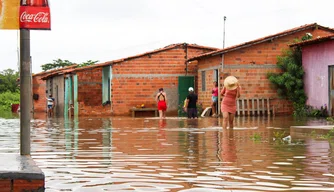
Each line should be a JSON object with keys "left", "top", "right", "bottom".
{"left": 0, "top": 0, "right": 333, "bottom": 73}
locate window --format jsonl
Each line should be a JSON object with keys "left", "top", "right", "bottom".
{"left": 102, "top": 66, "right": 111, "bottom": 104}
{"left": 201, "top": 71, "right": 206, "bottom": 91}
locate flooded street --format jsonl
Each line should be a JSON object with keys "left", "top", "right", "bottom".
{"left": 1, "top": 113, "right": 334, "bottom": 191}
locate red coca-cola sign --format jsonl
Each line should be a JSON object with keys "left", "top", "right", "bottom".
{"left": 19, "top": 0, "right": 51, "bottom": 30}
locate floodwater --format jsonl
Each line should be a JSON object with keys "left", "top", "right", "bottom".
{"left": 1, "top": 112, "right": 334, "bottom": 192}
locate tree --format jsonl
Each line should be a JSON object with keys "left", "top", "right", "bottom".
{"left": 0, "top": 69, "right": 19, "bottom": 93}
{"left": 77, "top": 60, "right": 99, "bottom": 67}
{"left": 41, "top": 59, "right": 73, "bottom": 71}
{"left": 41, "top": 59, "right": 99, "bottom": 71}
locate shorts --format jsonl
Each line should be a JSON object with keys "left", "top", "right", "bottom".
{"left": 48, "top": 105, "right": 53, "bottom": 109}
{"left": 187, "top": 108, "right": 198, "bottom": 119}
{"left": 158, "top": 101, "right": 167, "bottom": 111}
{"left": 212, "top": 96, "right": 218, "bottom": 103}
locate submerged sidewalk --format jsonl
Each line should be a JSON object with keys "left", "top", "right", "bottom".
{"left": 0, "top": 154, "right": 44, "bottom": 192}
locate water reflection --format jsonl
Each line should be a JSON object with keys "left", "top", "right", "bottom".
{"left": 1, "top": 114, "right": 334, "bottom": 191}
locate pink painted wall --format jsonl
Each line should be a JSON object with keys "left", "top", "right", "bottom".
{"left": 302, "top": 40, "right": 334, "bottom": 109}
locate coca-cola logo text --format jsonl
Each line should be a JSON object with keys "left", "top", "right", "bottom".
{"left": 20, "top": 11, "right": 50, "bottom": 23}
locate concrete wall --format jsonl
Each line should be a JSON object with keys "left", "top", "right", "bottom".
{"left": 302, "top": 40, "right": 334, "bottom": 109}
{"left": 196, "top": 28, "right": 334, "bottom": 115}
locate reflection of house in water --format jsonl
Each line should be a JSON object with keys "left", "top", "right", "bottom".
{"left": 291, "top": 126, "right": 334, "bottom": 181}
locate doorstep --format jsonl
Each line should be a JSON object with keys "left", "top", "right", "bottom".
{"left": 0, "top": 153, "right": 45, "bottom": 192}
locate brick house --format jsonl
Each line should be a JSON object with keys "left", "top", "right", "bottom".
{"left": 290, "top": 35, "right": 334, "bottom": 115}
{"left": 32, "top": 65, "right": 78, "bottom": 115}
{"left": 34, "top": 43, "right": 218, "bottom": 117}
{"left": 187, "top": 23, "right": 334, "bottom": 115}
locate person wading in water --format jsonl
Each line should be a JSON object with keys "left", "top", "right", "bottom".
{"left": 155, "top": 88, "right": 167, "bottom": 119}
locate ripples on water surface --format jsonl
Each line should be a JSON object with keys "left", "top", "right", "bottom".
{"left": 1, "top": 113, "right": 334, "bottom": 191}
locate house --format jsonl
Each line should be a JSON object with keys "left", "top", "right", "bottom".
{"left": 32, "top": 65, "right": 78, "bottom": 115}
{"left": 33, "top": 43, "right": 218, "bottom": 117}
{"left": 290, "top": 35, "right": 334, "bottom": 115}
{"left": 187, "top": 23, "right": 334, "bottom": 115}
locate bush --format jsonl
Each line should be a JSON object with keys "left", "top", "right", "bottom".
{"left": 267, "top": 34, "right": 312, "bottom": 117}
{"left": 178, "top": 100, "right": 203, "bottom": 117}
{"left": 0, "top": 92, "right": 20, "bottom": 111}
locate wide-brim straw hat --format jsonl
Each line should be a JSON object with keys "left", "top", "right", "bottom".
{"left": 224, "top": 76, "right": 239, "bottom": 90}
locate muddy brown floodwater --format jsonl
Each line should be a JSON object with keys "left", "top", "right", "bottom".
{"left": 1, "top": 112, "right": 334, "bottom": 191}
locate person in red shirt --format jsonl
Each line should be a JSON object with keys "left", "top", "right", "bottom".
{"left": 155, "top": 88, "right": 167, "bottom": 119}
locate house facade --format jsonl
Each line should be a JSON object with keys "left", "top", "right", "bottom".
{"left": 32, "top": 65, "right": 78, "bottom": 115}
{"left": 187, "top": 23, "right": 334, "bottom": 115}
{"left": 33, "top": 43, "right": 218, "bottom": 117}
{"left": 291, "top": 35, "right": 334, "bottom": 115}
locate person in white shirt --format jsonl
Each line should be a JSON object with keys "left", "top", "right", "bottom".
{"left": 47, "top": 94, "right": 55, "bottom": 117}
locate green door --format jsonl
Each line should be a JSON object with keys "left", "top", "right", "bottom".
{"left": 178, "top": 76, "right": 194, "bottom": 116}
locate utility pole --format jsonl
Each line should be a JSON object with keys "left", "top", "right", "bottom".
{"left": 20, "top": 29, "right": 31, "bottom": 155}
{"left": 223, "top": 16, "right": 226, "bottom": 48}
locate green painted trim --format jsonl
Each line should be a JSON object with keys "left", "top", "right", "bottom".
{"left": 64, "top": 77, "right": 69, "bottom": 117}
{"left": 73, "top": 75, "right": 78, "bottom": 118}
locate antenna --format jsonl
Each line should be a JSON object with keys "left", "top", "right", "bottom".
{"left": 223, "top": 16, "right": 226, "bottom": 48}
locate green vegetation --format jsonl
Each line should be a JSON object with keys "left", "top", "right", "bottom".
{"left": 0, "top": 69, "right": 20, "bottom": 112}
{"left": 267, "top": 33, "right": 322, "bottom": 117}
{"left": 273, "top": 131, "right": 286, "bottom": 140}
{"left": 0, "top": 69, "right": 19, "bottom": 93}
{"left": 309, "top": 128, "right": 334, "bottom": 141}
{"left": 0, "top": 92, "right": 20, "bottom": 111}
{"left": 41, "top": 59, "right": 99, "bottom": 71}
{"left": 250, "top": 133, "right": 262, "bottom": 142}
{"left": 178, "top": 100, "right": 203, "bottom": 117}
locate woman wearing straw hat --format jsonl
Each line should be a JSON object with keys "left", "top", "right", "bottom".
{"left": 221, "top": 76, "right": 240, "bottom": 129}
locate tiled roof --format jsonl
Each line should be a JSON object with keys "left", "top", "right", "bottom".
{"left": 63, "top": 43, "right": 218, "bottom": 73}
{"left": 188, "top": 23, "right": 334, "bottom": 61}
{"left": 38, "top": 43, "right": 218, "bottom": 79}
{"left": 33, "top": 64, "right": 78, "bottom": 77}
{"left": 289, "top": 34, "right": 334, "bottom": 47}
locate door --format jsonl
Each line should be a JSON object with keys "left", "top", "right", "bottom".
{"left": 178, "top": 76, "right": 194, "bottom": 116}
{"left": 329, "top": 66, "right": 334, "bottom": 116}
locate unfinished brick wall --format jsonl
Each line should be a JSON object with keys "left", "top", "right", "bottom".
{"left": 112, "top": 48, "right": 186, "bottom": 116}
{"left": 76, "top": 68, "right": 112, "bottom": 116}
{"left": 197, "top": 28, "right": 334, "bottom": 115}
{"left": 32, "top": 44, "right": 216, "bottom": 117}
{"left": 111, "top": 45, "right": 215, "bottom": 116}
{"left": 32, "top": 74, "right": 47, "bottom": 113}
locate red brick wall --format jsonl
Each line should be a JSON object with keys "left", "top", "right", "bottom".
{"left": 197, "top": 28, "right": 334, "bottom": 115}
{"left": 0, "top": 179, "right": 44, "bottom": 192}
{"left": 76, "top": 68, "right": 112, "bottom": 116}
{"left": 112, "top": 47, "right": 185, "bottom": 116}
{"left": 111, "top": 45, "right": 215, "bottom": 116}
{"left": 32, "top": 75, "right": 47, "bottom": 113}
{"left": 32, "top": 45, "right": 216, "bottom": 117}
